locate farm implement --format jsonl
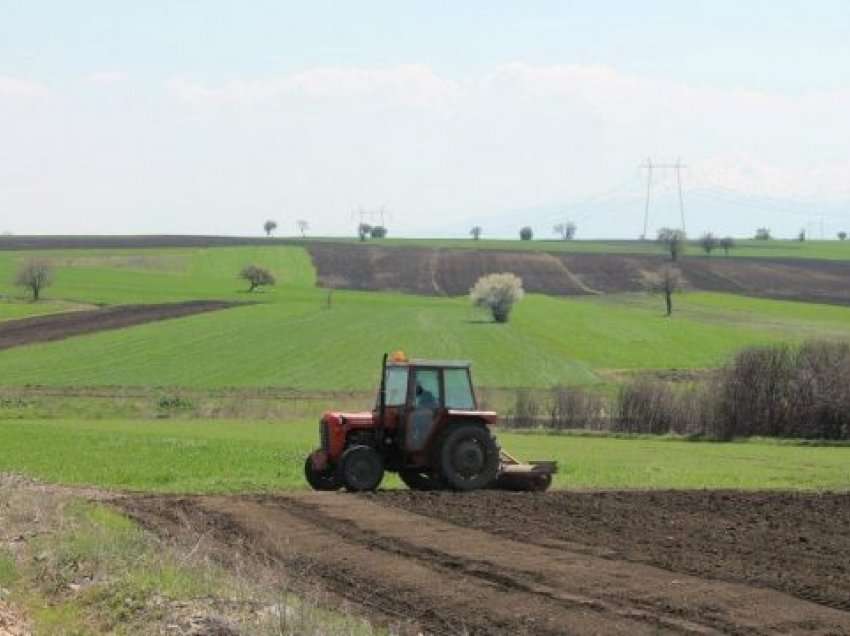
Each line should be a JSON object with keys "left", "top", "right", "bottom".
{"left": 305, "top": 352, "right": 557, "bottom": 492}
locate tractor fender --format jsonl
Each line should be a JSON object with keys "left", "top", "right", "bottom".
{"left": 446, "top": 409, "right": 498, "bottom": 425}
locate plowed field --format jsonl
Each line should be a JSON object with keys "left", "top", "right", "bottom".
{"left": 119, "top": 490, "right": 850, "bottom": 635}
{"left": 308, "top": 243, "right": 850, "bottom": 305}
{"left": 0, "top": 300, "right": 239, "bottom": 350}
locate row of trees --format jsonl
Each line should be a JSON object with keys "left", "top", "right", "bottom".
{"left": 469, "top": 223, "right": 578, "bottom": 242}
{"left": 263, "top": 219, "right": 311, "bottom": 238}
{"left": 656, "top": 228, "right": 736, "bottom": 261}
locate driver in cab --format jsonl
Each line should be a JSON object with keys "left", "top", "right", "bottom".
{"left": 415, "top": 383, "right": 438, "bottom": 409}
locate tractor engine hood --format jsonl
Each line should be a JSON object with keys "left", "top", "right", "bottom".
{"left": 323, "top": 411, "right": 374, "bottom": 427}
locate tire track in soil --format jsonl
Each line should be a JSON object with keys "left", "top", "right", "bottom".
{"left": 118, "top": 493, "right": 850, "bottom": 636}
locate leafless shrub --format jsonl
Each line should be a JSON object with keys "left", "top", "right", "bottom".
{"left": 14, "top": 259, "right": 53, "bottom": 301}
{"left": 503, "top": 389, "right": 541, "bottom": 428}
{"left": 642, "top": 266, "right": 683, "bottom": 316}
{"left": 549, "top": 385, "right": 606, "bottom": 430}
{"left": 717, "top": 341, "right": 850, "bottom": 440}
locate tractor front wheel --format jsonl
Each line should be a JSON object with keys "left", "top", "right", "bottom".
{"left": 437, "top": 423, "right": 500, "bottom": 491}
{"left": 304, "top": 457, "right": 341, "bottom": 491}
{"left": 399, "top": 469, "right": 444, "bottom": 491}
{"left": 338, "top": 445, "right": 385, "bottom": 492}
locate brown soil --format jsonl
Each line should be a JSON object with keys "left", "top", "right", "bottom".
{"left": 0, "top": 602, "right": 28, "bottom": 636}
{"left": 0, "top": 300, "right": 240, "bottom": 350}
{"left": 118, "top": 491, "right": 850, "bottom": 635}
{"left": 308, "top": 243, "right": 850, "bottom": 305}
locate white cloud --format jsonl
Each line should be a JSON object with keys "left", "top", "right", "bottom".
{"left": 3, "top": 63, "right": 848, "bottom": 237}
{"left": 87, "top": 71, "right": 129, "bottom": 85}
{"left": 168, "top": 64, "right": 458, "bottom": 109}
{"left": 0, "top": 75, "right": 49, "bottom": 98}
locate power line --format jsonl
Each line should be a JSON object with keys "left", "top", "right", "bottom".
{"left": 640, "top": 158, "right": 687, "bottom": 237}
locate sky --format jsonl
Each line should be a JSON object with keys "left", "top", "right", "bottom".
{"left": 1, "top": 1, "right": 849, "bottom": 238}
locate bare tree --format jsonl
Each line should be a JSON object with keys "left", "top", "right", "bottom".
{"left": 470, "top": 273, "right": 525, "bottom": 323}
{"left": 839, "top": 231, "right": 848, "bottom": 241}
{"left": 519, "top": 226, "right": 533, "bottom": 241}
{"left": 263, "top": 220, "right": 278, "bottom": 237}
{"left": 470, "top": 226, "right": 483, "bottom": 241}
{"left": 296, "top": 219, "right": 309, "bottom": 238}
{"left": 719, "top": 236, "right": 735, "bottom": 256}
{"left": 15, "top": 259, "right": 53, "bottom": 301}
{"left": 643, "top": 266, "right": 683, "bottom": 317}
{"left": 656, "top": 227, "right": 687, "bottom": 262}
{"left": 357, "top": 222, "right": 372, "bottom": 241}
{"left": 239, "top": 265, "right": 276, "bottom": 292}
{"left": 553, "top": 222, "right": 577, "bottom": 240}
{"left": 755, "top": 227, "right": 771, "bottom": 240}
{"left": 699, "top": 232, "right": 718, "bottom": 256}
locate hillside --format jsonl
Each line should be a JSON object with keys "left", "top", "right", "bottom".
{"left": 308, "top": 243, "right": 850, "bottom": 306}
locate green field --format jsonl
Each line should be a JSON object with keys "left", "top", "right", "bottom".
{"left": 310, "top": 236, "right": 850, "bottom": 261}
{"left": 1, "top": 243, "right": 850, "bottom": 390}
{"left": 1, "top": 284, "right": 849, "bottom": 389}
{"left": 0, "top": 246, "right": 316, "bottom": 305}
{"left": 0, "top": 242, "right": 849, "bottom": 495}
{"left": 0, "top": 418, "right": 847, "bottom": 492}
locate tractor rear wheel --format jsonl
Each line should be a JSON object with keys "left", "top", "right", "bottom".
{"left": 399, "top": 469, "right": 444, "bottom": 491}
{"left": 338, "top": 445, "right": 385, "bottom": 492}
{"left": 437, "top": 423, "right": 500, "bottom": 491}
{"left": 304, "top": 457, "right": 341, "bottom": 491}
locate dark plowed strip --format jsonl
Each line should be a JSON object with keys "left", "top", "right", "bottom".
{"left": 377, "top": 490, "right": 850, "bottom": 613}
{"left": 0, "top": 300, "right": 241, "bottom": 350}
{"left": 118, "top": 493, "right": 850, "bottom": 635}
{"left": 307, "top": 243, "right": 850, "bottom": 305}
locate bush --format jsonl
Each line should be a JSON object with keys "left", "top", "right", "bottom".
{"left": 370, "top": 225, "right": 387, "bottom": 239}
{"left": 717, "top": 341, "right": 850, "bottom": 440}
{"left": 14, "top": 259, "right": 53, "bottom": 301}
{"left": 755, "top": 227, "right": 771, "bottom": 240}
{"left": 656, "top": 227, "right": 686, "bottom": 261}
{"left": 548, "top": 386, "right": 606, "bottom": 430}
{"left": 504, "top": 389, "right": 540, "bottom": 428}
{"left": 239, "top": 265, "right": 276, "bottom": 292}
{"left": 469, "top": 273, "right": 524, "bottom": 323}
{"left": 519, "top": 226, "right": 533, "bottom": 241}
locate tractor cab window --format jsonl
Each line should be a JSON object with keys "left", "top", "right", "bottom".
{"left": 444, "top": 368, "right": 475, "bottom": 410}
{"left": 413, "top": 369, "right": 440, "bottom": 409}
{"left": 384, "top": 367, "right": 409, "bottom": 406}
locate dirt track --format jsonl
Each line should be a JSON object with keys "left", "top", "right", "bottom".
{"left": 0, "top": 300, "right": 239, "bottom": 350}
{"left": 119, "top": 491, "right": 850, "bottom": 635}
{"left": 308, "top": 243, "right": 850, "bottom": 305}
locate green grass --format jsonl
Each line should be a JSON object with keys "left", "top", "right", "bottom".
{"left": 310, "top": 236, "right": 850, "bottom": 260}
{"left": 1, "top": 288, "right": 849, "bottom": 390}
{"left": 0, "top": 298, "right": 87, "bottom": 321}
{"left": 0, "top": 245, "right": 316, "bottom": 305}
{"left": 0, "top": 418, "right": 847, "bottom": 492}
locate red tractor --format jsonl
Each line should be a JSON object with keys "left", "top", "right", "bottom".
{"left": 305, "top": 352, "right": 556, "bottom": 492}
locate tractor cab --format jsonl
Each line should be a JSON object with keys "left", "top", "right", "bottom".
{"left": 305, "top": 352, "right": 556, "bottom": 493}
{"left": 375, "top": 353, "right": 496, "bottom": 463}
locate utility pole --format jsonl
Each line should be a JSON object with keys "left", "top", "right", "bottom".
{"left": 675, "top": 158, "right": 686, "bottom": 233}
{"left": 639, "top": 158, "right": 687, "bottom": 238}
{"left": 642, "top": 158, "right": 653, "bottom": 239}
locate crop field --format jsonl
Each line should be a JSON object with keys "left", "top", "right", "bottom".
{"left": 1, "top": 238, "right": 849, "bottom": 633}
{"left": 1, "top": 418, "right": 848, "bottom": 493}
